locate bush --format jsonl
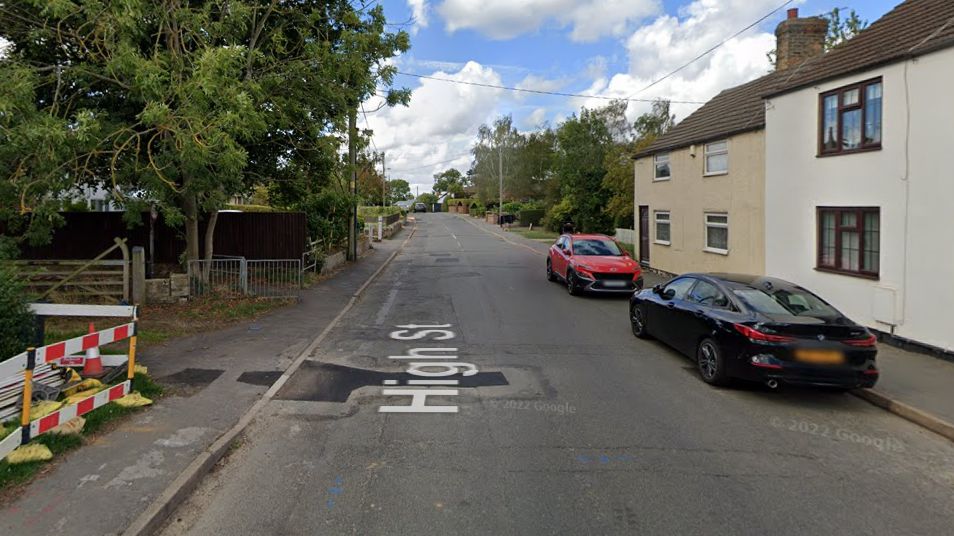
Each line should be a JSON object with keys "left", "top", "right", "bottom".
{"left": 500, "top": 201, "right": 524, "bottom": 215}
{"left": 544, "top": 198, "right": 574, "bottom": 232}
{"left": 0, "top": 265, "right": 34, "bottom": 360}
{"left": 518, "top": 209, "right": 545, "bottom": 227}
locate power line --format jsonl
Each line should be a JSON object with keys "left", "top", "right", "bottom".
{"left": 396, "top": 71, "right": 706, "bottom": 105}
{"left": 630, "top": 0, "right": 796, "bottom": 97}
{"left": 389, "top": 152, "right": 474, "bottom": 174}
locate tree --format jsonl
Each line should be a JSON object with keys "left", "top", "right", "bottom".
{"left": 470, "top": 116, "right": 521, "bottom": 205}
{"left": 387, "top": 179, "right": 412, "bottom": 204}
{"left": 552, "top": 104, "right": 620, "bottom": 233}
{"left": 0, "top": 1, "right": 409, "bottom": 261}
{"left": 357, "top": 152, "right": 386, "bottom": 205}
{"left": 416, "top": 192, "right": 438, "bottom": 207}
{"left": 768, "top": 8, "right": 868, "bottom": 66}
{"left": 825, "top": 8, "right": 868, "bottom": 49}
{"left": 603, "top": 100, "right": 675, "bottom": 227}
{"left": 433, "top": 168, "right": 465, "bottom": 198}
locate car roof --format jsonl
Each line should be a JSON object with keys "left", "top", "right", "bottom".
{"left": 685, "top": 273, "right": 802, "bottom": 291}
{"left": 565, "top": 234, "right": 613, "bottom": 240}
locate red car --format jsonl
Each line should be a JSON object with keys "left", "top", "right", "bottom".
{"left": 547, "top": 234, "right": 644, "bottom": 295}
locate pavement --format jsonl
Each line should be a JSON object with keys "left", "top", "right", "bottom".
{"left": 0, "top": 237, "right": 405, "bottom": 536}
{"left": 155, "top": 213, "right": 954, "bottom": 536}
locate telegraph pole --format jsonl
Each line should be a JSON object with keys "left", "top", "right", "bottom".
{"left": 498, "top": 142, "right": 504, "bottom": 228}
{"left": 381, "top": 151, "right": 387, "bottom": 207}
{"left": 348, "top": 109, "right": 358, "bottom": 262}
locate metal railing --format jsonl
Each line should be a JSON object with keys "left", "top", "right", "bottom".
{"left": 187, "top": 258, "right": 301, "bottom": 299}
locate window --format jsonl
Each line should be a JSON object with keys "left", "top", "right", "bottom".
{"left": 733, "top": 287, "right": 840, "bottom": 320}
{"left": 662, "top": 277, "right": 697, "bottom": 301}
{"left": 704, "top": 141, "right": 728, "bottom": 175}
{"left": 688, "top": 280, "right": 730, "bottom": 308}
{"left": 654, "top": 152, "right": 671, "bottom": 180}
{"left": 654, "top": 211, "right": 671, "bottom": 245}
{"left": 817, "top": 207, "right": 880, "bottom": 278}
{"left": 573, "top": 239, "right": 623, "bottom": 257}
{"left": 819, "top": 78, "right": 882, "bottom": 155}
{"left": 704, "top": 213, "right": 729, "bottom": 254}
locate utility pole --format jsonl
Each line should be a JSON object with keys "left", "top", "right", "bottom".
{"left": 348, "top": 109, "right": 357, "bottom": 262}
{"left": 381, "top": 151, "right": 387, "bottom": 207}
{"left": 498, "top": 142, "right": 504, "bottom": 228}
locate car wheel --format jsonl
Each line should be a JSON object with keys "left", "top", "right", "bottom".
{"left": 566, "top": 270, "right": 581, "bottom": 296}
{"left": 697, "top": 338, "right": 729, "bottom": 386}
{"left": 630, "top": 304, "right": 651, "bottom": 339}
{"left": 547, "top": 259, "right": 557, "bottom": 282}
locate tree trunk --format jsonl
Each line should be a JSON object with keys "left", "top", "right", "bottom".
{"left": 183, "top": 191, "right": 200, "bottom": 262}
{"left": 204, "top": 210, "right": 219, "bottom": 263}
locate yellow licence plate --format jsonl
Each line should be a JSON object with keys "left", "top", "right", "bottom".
{"left": 795, "top": 349, "right": 845, "bottom": 365}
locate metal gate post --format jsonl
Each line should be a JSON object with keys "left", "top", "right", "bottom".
{"left": 240, "top": 258, "right": 249, "bottom": 296}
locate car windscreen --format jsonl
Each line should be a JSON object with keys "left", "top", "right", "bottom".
{"left": 733, "top": 287, "right": 840, "bottom": 319}
{"left": 572, "top": 239, "right": 622, "bottom": 256}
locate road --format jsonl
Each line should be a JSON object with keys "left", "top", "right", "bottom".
{"left": 162, "top": 213, "right": 954, "bottom": 536}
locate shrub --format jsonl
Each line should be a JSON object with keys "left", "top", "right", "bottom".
{"left": 518, "top": 209, "right": 545, "bottom": 227}
{"left": 544, "top": 198, "right": 574, "bottom": 232}
{"left": 501, "top": 201, "right": 523, "bottom": 214}
{"left": 0, "top": 265, "right": 34, "bottom": 361}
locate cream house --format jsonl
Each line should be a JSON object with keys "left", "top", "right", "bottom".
{"left": 764, "top": 0, "right": 954, "bottom": 351}
{"left": 633, "top": 9, "right": 827, "bottom": 277}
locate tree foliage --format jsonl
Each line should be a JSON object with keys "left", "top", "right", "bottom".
{"left": 386, "top": 179, "right": 412, "bottom": 204}
{"left": 0, "top": 1, "right": 409, "bottom": 260}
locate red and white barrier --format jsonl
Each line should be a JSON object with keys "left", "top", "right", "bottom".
{"left": 0, "top": 323, "right": 134, "bottom": 380}
{"left": 30, "top": 382, "right": 130, "bottom": 436}
{"left": 0, "top": 382, "right": 130, "bottom": 460}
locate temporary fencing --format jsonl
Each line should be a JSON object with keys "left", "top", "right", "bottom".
{"left": 0, "top": 304, "right": 140, "bottom": 461}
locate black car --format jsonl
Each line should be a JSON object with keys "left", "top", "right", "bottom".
{"left": 629, "top": 273, "right": 879, "bottom": 390}
{"left": 413, "top": 203, "right": 427, "bottom": 213}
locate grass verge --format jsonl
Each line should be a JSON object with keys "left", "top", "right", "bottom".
{"left": 42, "top": 296, "right": 292, "bottom": 353}
{"left": 509, "top": 227, "right": 559, "bottom": 241}
{"left": 0, "top": 373, "right": 162, "bottom": 494}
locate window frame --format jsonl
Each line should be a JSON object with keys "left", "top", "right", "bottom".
{"left": 653, "top": 152, "right": 671, "bottom": 181}
{"left": 703, "top": 140, "right": 729, "bottom": 176}
{"left": 815, "top": 207, "right": 880, "bottom": 279}
{"left": 818, "top": 77, "right": 883, "bottom": 157}
{"left": 703, "top": 212, "right": 729, "bottom": 255}
{"left": 654, "top": 211, "right": 671, "bottom": 246}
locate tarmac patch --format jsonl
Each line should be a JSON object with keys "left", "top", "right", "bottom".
{"left": 276, "top": 362, "right": 508, "bottom": 403}
{"left": 237, "top": 370, "right": 283, "bottom": 387}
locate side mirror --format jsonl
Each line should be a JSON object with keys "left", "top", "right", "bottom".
{"left": 652, "top": 284, "right": 662, "bottom": 295}
{"left": 662, "top": 289, "right": 676, "bottom": 300}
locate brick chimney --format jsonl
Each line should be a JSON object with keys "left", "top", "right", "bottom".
{"left": 775, "top": 8, "right": 828, "bottom": 71}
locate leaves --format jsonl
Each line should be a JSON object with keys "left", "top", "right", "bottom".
{"left": 0, "top": 1, "right": 410, "bottom": 259}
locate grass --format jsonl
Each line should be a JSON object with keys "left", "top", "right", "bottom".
{"left": 0, "top": 373, "right": 162, "bottom": 493}
{"left": 509, "top": 227, "right": 559, "bottom": 241}
{"left": 41, "top": 296, "right": 292, "bottom": 353}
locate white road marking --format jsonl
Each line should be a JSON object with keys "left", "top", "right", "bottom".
{"left": 374, "top": 289, "right": 399, "bottom": 325}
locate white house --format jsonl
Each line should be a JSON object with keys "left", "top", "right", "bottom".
{"left": 764, "top": 0, "right": 954, "bottom": 352}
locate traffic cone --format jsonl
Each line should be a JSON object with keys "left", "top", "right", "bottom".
{"left": 83, "top": 322, "right": 104, "bottom": 378}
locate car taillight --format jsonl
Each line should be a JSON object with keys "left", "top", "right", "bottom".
{"left": 733, "top": 324, "right": 795, "bottom": 343}
{"left": 844, "top": 334, "right": 877, "bottom": 347}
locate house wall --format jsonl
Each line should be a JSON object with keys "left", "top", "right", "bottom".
{"left": 765, "top": 46, "right": 954, "bottom": 351}
{"left": 634, "top": 129, "right": 766, "bottom": 276}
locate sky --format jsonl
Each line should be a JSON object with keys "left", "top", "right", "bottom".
{"left": 366, "top": 0, "right": 900, "bottom": 195}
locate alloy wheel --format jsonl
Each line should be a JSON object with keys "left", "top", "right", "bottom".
{"left": 630, "top": 306, "right": 647, "bottom": 338}
{"left": 699, "top": 342, "right": 718, "bottom": 380}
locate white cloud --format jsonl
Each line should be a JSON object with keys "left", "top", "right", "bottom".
{"left": 515, "top": 74, "right": 567, "bottom": 97}
{"left": 436, "top": 0, "right": 661, "bottom": 42}
{"left": 407, "top": 0, "right": 430, "bottom": 34}
{"left": 573, "top": 0, "right": 782, "bottom": 122}
{"left": 366, "top": 62, "right": 505, "bottom": 193}
{"left": 524, "top": 108, "right": 548, "bottom": 129}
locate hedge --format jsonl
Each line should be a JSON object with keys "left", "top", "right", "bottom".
{"left": 518, "top": 209, "right": 545, "bottom": 227}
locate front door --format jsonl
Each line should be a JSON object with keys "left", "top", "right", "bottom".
{"left": 638, "top": 206, "right": 650, "bottom": 266}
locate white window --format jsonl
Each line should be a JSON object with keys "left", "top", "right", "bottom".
{"left": 655, "top": 211, "right": 671, "bottom": 245}
{"left": 704, "top": 213, "right": 729, "bottom": 254}
{"left": 653, "top": 152, "right": 671, "bottom": 181}
{"left": 704, "top": 140, "right": 728, "bottom": 175}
